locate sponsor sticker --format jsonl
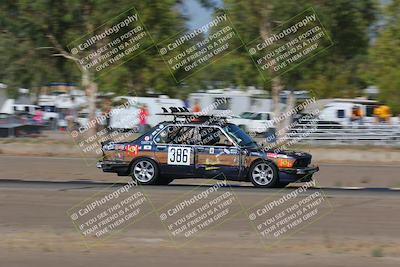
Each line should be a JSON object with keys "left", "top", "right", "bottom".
{"left": 115, "top": 144, "right": 126, "bottom": 150}
{"left": 230, "top": 149, "right": 238, "bottom": 154}
{"left": 267, "top": 153, "right": 279, "bottom": 158}
{"left": 103, "top": 143, "right": 115, "bottom": 151}
{"left": 126, "top": 144, "right": 139, "bottom": 156}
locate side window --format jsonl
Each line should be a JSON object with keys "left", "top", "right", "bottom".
{"left": 155, "top": 125, "right": 199, "bottom": 145}
{"left": 366, "top": 105, "right": 374, "bottom": 117}
{"left": 200, "top": 127, "right": 233, "bottom": 147}
{"left": 261, "top": 113, "right": 270, "bottom": 120}
{"left": 337, "top": 109, "right": 345, "bottom": 118}
{"left": 155, "top": 126, "right": 175, "bottom": 144}
{"left": 252, "top": 114, "right": 262, "bottom": 120}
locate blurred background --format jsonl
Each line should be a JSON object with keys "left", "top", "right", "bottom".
{"left": 1, "top": 1, "right": 400, "bottom": 266}
{"left": 0, "top": 0, "right": 399, "bottom": 166}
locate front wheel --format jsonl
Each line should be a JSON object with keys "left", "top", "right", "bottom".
{"left": 249, "top": 161, "right": 278, "bottom": 188}
{"left": 131, "top": 158, "right": 159, "bottom": 185}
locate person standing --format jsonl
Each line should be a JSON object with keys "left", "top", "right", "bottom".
{"left": 138, "top": 104, "right": 149, "bottom": 133}
{"left": 192, "top": 100, "right": 201, "bottom": 113}
{"left": 33, "top": 107, "right": 43, "bottom": 124}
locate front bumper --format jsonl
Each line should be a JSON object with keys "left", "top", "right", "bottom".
{"left": 278, "top": 165, "right": 319, "bottom": 183}
{"left": 280, "top": 165, "right": 319, "bottom": 175}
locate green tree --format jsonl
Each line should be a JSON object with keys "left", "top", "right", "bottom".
{"left": 368, "top": 0, "right": 400, "bottom": 113}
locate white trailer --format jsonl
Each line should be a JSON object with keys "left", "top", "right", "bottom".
{"left": 188, "top": 88, "right": 283, "bottom": 116}
{"left": 302, "top": 98, "right": 398, "bottom": 125}
{"left": 110, "top": 96, "right": 184, "bottom": 130}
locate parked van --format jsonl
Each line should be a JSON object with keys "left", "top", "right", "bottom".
{"left": 303, "top": 98, "right": 382, "bottom": 125}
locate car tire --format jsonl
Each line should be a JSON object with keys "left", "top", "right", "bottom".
{"left": 249, "top": 161, "right": 278, "bottom": 188}
{"left": 130, "top": 158, "right": 159, "bottom": 185}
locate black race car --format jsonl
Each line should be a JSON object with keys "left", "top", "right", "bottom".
{"left": 97, "top": 112, "right": 319, "bottom": 188}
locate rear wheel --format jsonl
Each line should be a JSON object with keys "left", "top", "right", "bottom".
{"left": 131, "top": 158, "right": 159, "bottom": 185}
{"left": 249, "top": 161, "right": 278, "bottom": 188}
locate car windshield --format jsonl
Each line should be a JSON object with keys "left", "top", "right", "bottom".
{"left": 223, "top": 124, "right": 258, "bottom": 148}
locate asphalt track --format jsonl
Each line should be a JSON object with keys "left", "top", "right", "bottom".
{"left": 1, "top": 155, "right": 400, "bottom": 188}
{"left": 0, "top": 178, "right": 400, "bottom": 196}
{"left": 1, "top": 155, "right": 400, "bottom": 266}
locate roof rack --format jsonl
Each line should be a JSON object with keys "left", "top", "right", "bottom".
{"left": 156, "top": 107, "right": 230, "bottom": 123}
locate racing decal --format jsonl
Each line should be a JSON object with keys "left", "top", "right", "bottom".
{"left": 114, "top": 144, "right": 125, "bottom": 151}
{"left": 230, "top": 148, "right": 238, "bottom": 154}
{"left": 223, "top": 148, "right": 230, "bottom": 154}
{"left": 144, "top": 136, "right": 150, "bottom": 141}
{"left": 125, "top": 144, "right": 139, "bottom": 156}
{"left": 167, "top": 146, "right": 191, "bottom": 165}
{"left": 267, "top": 152, "right": 279, "bottom": 158}
{"left": 103, "top": 143, "right": 115, "bottom": 151}
{"left": 143, "top": 145, "right": 152, "bottom": 150}
{"left": 209, "top": 147, "right": 214, "bottom": 154}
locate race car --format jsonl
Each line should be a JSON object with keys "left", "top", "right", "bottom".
{"left": 97, "top": 111, "right": 319, "bottom": 188}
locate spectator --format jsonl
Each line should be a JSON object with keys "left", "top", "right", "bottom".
{"left": 138, "top": 104, "right": 149, "bottom": 133}
{"left": 350, "top": 105, "right": 363, "bottom": 125}
{"left": 374, "top": 103, "right": 392, "bottom": 124}
{"left": 33, "top": 107, "right": 43, "bottom": 124}
{"left": 192, "top": 100, "right": 201, "bottom": 113}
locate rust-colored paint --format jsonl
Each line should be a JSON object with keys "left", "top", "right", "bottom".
{"left": 196, "top": 154, "right": 239, "bottom": 166}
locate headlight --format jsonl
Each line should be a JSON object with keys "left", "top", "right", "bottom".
{"left": 276, "top": 158, "right": 295, "bottom": 168}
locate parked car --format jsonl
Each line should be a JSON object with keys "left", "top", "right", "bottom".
{"left": 228, "top": 111, "right": 275, "bottom": 134}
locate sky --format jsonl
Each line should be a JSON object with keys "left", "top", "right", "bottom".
{"left": 182, "top": 0, "right": 219, "bottom": 30}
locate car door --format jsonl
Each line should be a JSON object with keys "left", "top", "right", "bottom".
{"left": 194, "top": 126, "right": 241, "bottom": 179}
{"left": 153, "top": 125, "right": 195, "bottom": 176}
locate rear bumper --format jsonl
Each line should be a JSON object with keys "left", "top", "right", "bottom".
{"left": 97, "top": 160, "right": 130, "bottom": 175}
{"left": 279, "top": 165, "right": 319, "bottom": 183}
